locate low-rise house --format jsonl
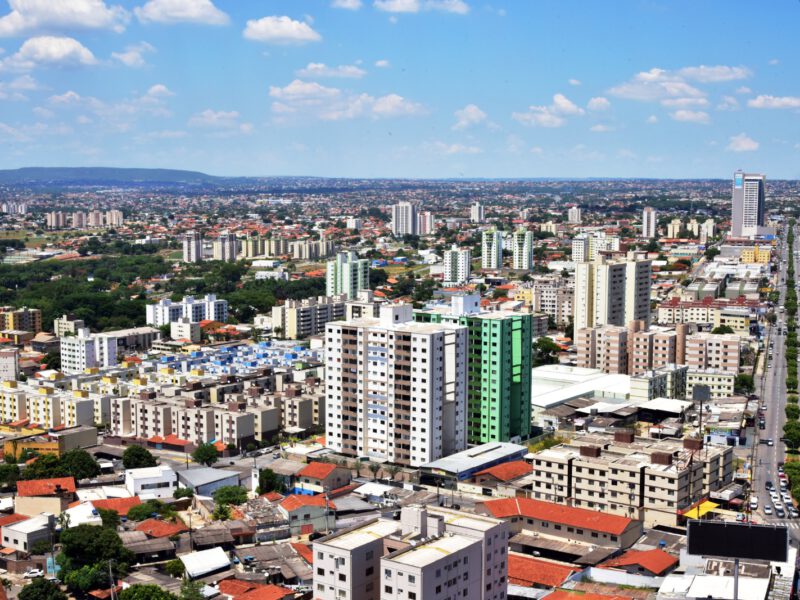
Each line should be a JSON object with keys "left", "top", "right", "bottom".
{"left": 1, "top": 513, "right": 53, "bottom": 553}
{"left": 125, "top": 465, "right": 178, "bottom": 499}
{"left": 472, "top": 460, "right": 533, "bottom": 486}
{"left": 599, "top": 548, "right": 678, "bottom": 577}
{"left": 508, "top": 553, "right": 579, "bottom": 589}
{"left": 277, "top": 494, "right": 335, "bottom": 535}
{"left": 293, "top": 461, "right": 351, "bottom": 495}
{"left": 15, "top": 476, "right": 76, "bottom": 517}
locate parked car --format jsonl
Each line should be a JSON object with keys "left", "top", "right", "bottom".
{"left": 23, "top": 569, "right": 43, "bottom": 578}
{"left": 776, "top": 507, "right": 786, "bottom": 518}
{"left": 764, "top": 505, "right": 773, "bottom": 515}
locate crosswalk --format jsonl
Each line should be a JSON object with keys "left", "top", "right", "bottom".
{"left": 765, "top": 520, "right": 800, "bottom": 529}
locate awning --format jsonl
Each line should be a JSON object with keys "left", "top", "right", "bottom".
{"left": 682, "top": 500, "right": 719, "bottom": 519}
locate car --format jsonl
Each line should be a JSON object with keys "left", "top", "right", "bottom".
{"left": 273, "top": 452, "right": 280, "bottom": 459}
{"left": 761, "top": 404, "right": 768, "bottom": 411}
{"left": 774, "top": 500, "right": 784, "bottom": 510}
{"left": 23, "top": 569, "right": 43, "bottom": 578}
{"left": 779, "top": 465, "right": 785, "bottom": 474}
{"left": 759, "top": 423, "right": 766, "bottom": 430}
{"left": 736, "top": 513, "right": 746, "bottom": 522}
{"left": 764, "top": 505, "right": 773, "bottom": 515}
{"left": 783, "top": 494, "right": 793, "bottom": 505}
{"left": 770, "top": 492, "right": 780, "bottom": 502}
{"left": 776, "top": 507, "right": 786, "bottom": 518}
{"left": 766, "top": 480, "right": 775, "bottom": 491}
{"left": 767, "top": 439, "right": 775, "bottom": 446}
{"left": 791, "top": 508, "right": 800, "bottom": 519}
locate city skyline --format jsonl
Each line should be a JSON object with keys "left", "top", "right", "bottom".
{"left": 0, "top": 0, "right": 796, "bottom": 179}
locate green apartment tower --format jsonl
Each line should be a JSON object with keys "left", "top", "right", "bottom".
{"left": 415, "top": 294, "right": 532, "bottom": 444}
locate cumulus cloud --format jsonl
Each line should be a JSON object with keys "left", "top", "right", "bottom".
{"left": 374, "top": 0, "right": 469, "bottom": 13}
{"left": 1, "top": 36, "right": 97, "bottom": 70}
{"left": 429, "top": 141, "right": 482, "bottom": 155}
{"left": 452, "top": 103, "right": 486, "bottom": 130}
{"left": 587, "top": 96, "right": 610, "bottom": 111}
{"left": 660, "top": 97, "right": 709, "bottom": 108}
{"left": 135, "top": 0, "right": 228, "bottom": 25}
{"left": 243, "top": 16, "right": 321, "bottom": 45}
{"left": 0, "top": 0, "right": 129, "bottom": 36}
{"left": 296, "top": 62, "right": 366, "bottom": 78}
{"left": 609, "top": 68, "right": 705, "bottom": 101}
{"left": 727, "top": 133, "right": 759, "bottom": 152}
{"left": 188, "top": 108, "right": 252, "bottom": 135}
{"left": 677, "top": 65, "right": 751, "bottom": 82}
{"left": 716, "top": 96, "right": 739, "bottom": 111}
{"left": 736, "top": 86, "right": 752, "bottom": 95}
{"left": 669, "top": 109, "right": 710, "bottom": 124}
{"left": 375, "top": 59, "right": 390, "bottom": 68}
{"left": 332, "top": 0, "right": 362, "bottom": 8}
{"left": 646, "top": 115, "right": 658, "bottom": 124}
{"left": 512, "top": 93, "right": 584, "bottom": 128}
{"left": 269, "top": 79, "right": 340, "bottom": 100}
{"left": 111, "top": 41, "right": 155, "bottom": 68}
{"left": 372, "top": 93, "right": 424, "bottom": 116}
{"left": 747, "top": 95, "right": 800, "bottom": 109}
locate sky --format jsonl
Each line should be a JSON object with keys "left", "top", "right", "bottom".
{"left": 0, "top": 0, "right": 798, "bottom": 179}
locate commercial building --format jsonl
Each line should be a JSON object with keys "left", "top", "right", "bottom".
{"left": 415, "top": 295, "right": 532, "bottom": 443}
{"left": 125, "top": 465, "right": 179, "bottom": 499}
{"left": 642, "top": 207, "right": 657, "bottom": 239}
{"left": 146, "top": 294, "right": 228, "bottom": 326}
{"left": 442, "top": 246, "right": 471, "bottom": 285}
{"left": 481, "top": 227, "right": 503, "bottom": 270}
{"left": 324, "top": 304, "right": 468, "bottom": 467}
{"left": 326, "top": 251, "right": 370, "bottom": 299}
{"left": 182, "top": 230, "right": 203, "bottom": 263}
{"left": 60, "top": 328, "right": 118, "bottom": 374}
{"left": 511, "top": 227, "right": 534, "bottom": 270}
{"left": 391, "top": 202, "right": 418, "bottom": 237}
{"left": 212, "top": 231, "right": 238, "bottom": 262}
{"left": 272, "top": 295, "right": 346, "bottom": 340}
{"left": 731, "top": 170, "right": 766, "bottom": 238}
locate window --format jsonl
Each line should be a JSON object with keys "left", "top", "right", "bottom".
{"left": 384, "top": 586, "right": 393, "bottom": 594}
{"left": 338, "top": 574, "right": 346, "bottom": 582}
{"left": 366, "top": 550, "right": 374, "bottom": 560}
{"left": 408, "top": 575, "right": 416, "bottom": 584}
{"left": 409, "top": 593, "right": 416, "bottom": 600}
{"left": 317, "top": 568, "right": 324, "bottom": 576}
{"left": 366, "top": 567, "right": 373, "bottom": 576}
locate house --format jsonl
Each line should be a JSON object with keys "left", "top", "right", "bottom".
{"left": 217, "top": 579, "right": 294, "bottom": 600}
{"left": 136, "top": 518, "right": 188, "bottom": 539}
{"left": 125, "top": 465, "right": 178, "bottom": 499}
{"left": 15, "top": 476, "right": 76, "bottom": 517}
{"left": 91, "top": 496, "right": 142, "bottom": 517}
{"left": 599, "top": 548, "right": 678, "bottom": 577}
{"left": 293, "top": 461, "right": 351, "bottom": 495}
{"left": 1, "top": 513, "right": 53, "bottom": 554}
{"left": 177, "top": 467, "right": 240, "bottom": 497}
{"left": 180, "top": 547, "right": 233, "bottom": 580}
{"left": 118, "top": 530, "right": 176, "bottom": 564}
{"left": 277, "top": 494, "right": 335, "bottom": 535}
{"left": 508, "top": 553, "right": 579, "bottom": 589}
{"left": 472, "top": 460, "right": 533, "bottom": 486}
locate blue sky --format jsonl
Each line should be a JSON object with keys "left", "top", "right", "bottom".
{"left": 0, "top": 0, "right": 798, "bottom": 179}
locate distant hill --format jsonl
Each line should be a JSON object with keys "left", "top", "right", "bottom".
{"left": 0, "top": 167, "right": 221, "bottom": 185}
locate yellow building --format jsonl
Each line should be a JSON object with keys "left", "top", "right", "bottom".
{"left": 713, "top": 308, "right": 751, "bottom": 335}
{"left": 740, "top": 245, "right": 771, "bottom": 264}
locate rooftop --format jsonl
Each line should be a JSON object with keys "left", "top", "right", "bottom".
{"left": 318, "top": 518, "right": 399, "bottom": 551}
{"left": 386, "top": 533, "right": 478, "bottom": 567}
{"left": 482, "top": 498, "right": 634, "bottom": 536}
{"left": 16, "top": 476, "right": 76, "bottom": 497}
{"left": 421, "top": 442, "right": 527, "bottom": 475}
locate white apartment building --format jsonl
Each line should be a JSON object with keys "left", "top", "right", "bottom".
{"left": 170, "top": 317, "right": 202, "bottom": 343}
{"left": 699, "top": 218, "right": 715, "bottom": 243}
{"left": 346, "top": 217, "right": 362, "bottom": 230}
{"left": 514, "top": 281, "right": 574, "bottom": 327}
{"left": 60, "top": 328, "right": 118, "bottom": 374}
{"left": 391, "top": 202, "right": 418, "bottom": 237}
{"left": 313, "top": 506, "right": 507, "bottom": 600}
{"left": 642, "top": 207, "right": 657, "bottom": 239}
{"left": 666, "top": 218, "right": 682, "bottom": 239}
{"left": 511, "top": 227, "right": 534, "bottom": 270}
{"left": 574, "top": 255, "right": 651, "bottom": 331}
{"left": 106, "top": 210, "right": 124, "bottom": 227}
{"left": 145, "top": 294, "right": 228, "bottom": 326}
{"left": 272, "top": 296, "right": 347, "bottom": 340}
{"left": 0, "top": 349, "right": 18, "bottom": 381}
{"left": 212, "top": 231, "right": 238, "bottom": 262}
{"left": 183, "top": 230, "right": 203, "bottom": 263}
{"left": 326, "top": 251, "right": 370, "bottom": 299}
{"left": 53, "top": 314, "right": 85, "bottom": 337}
{"left": 572, "top": 232, "right": 620, "bottom": 263}
{"left": 442, "top": 246, "right": 471, "bottom": 285}
{"left": 567, "top": 206, "right": 582, "bottom": 224}
{"left": 325, "top": 305, "right": 467, "bottom": 467}
{"left": 470, "top": 202, "right": 484, "bottom": 223}
{"left": 417, "top": 211, "right": 435, "bottom": 235}
{"left": 731, "top": 171, "right": 766, "bottom": 239}
{"left": 481, "top": 228, "right": 503, "bottom": 270}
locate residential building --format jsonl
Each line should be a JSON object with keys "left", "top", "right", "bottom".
{"left": 481, "top": 227, "right": 503, "bottom": 270}
{"left": 72, "top": 211, "right": 87, "bottom": 229}
{"left": 294, "top": 461, "right": 351, "bottom": 495}
{"left": 46, "top": 211, "right": 67, "bottom": 229}
{"left": 575, "top": 325, "right": 628, "bottom": 374}
{"left": 146, "top": 294, "right": 228, "bottom": 326}
{"left": 213, "top": 231, "right": 238, "bottom": 262}
{"left": 87, "top": 210, "right": 104, "bottom": 227}
{"left": 0, "top": 306, "right": 42, "bottom": 333}
{"left": 170, "top": 317, "right": 202, "bottom": 343}
{"left": 60, "top": 328, "right": 118, "bottom": 374}
{"left": 242, "top": 236, "right": 266, "bottom": 259}
{"left": 346, "top": 217, "right": 362, "bottom": 230}
{"left": 324, "top": 304, "right": 468, "bottom": 467}
{"left": 731, "top": 171, "right": 766, "bottom": 238}
{"left": 567, "top": 206, "right": 582, "bottom": 224}
{"left": 417, "top": 211, "right": 435, "bottom": 235}
{"left": 699, "top": 218, "right": 715, "bottom": 243}
{"left": 183, "top": 230, "right": 203, "bottom": 263}
{"left": 391, "top": 202, "right": 418, "bottom": 237}
{"left": 0, "top": 349, "right": 18, "bottom": 381}
{"left": 666, "top": 218, "right": 682, "bottom": 239}
{"left": 125, "top": 465, "right": 178, "bottom": 500}
{"left": 656, "top": 296, "right": 758, "bottom": 326}
{"left": 512, "top": 227, "right": 534, "bottom": 271}
{"left": 53, "top": 314, "right": 85, "bottom": 337}
{"left": 326, "top": 251, "right": 370, "bottom": 299}
{"left": 415, "top": 295, "right": 532, "bottom": 444}
{"left": 642, "top": 207, "right": 657, "bottom": 239}
{"left": 470, "top": 201, "right": 485, "bottom": 223}
{"left": 106, "top": 209, "right": 124, "bottom": 227}
{"left": 684, "top": 333, "right": 740, "bottom": 374}
{"left": 1, "top": 514, "right": 54, "bottom": 553}
{"left": 344, "top": 290, "right": 383, "bottom": 321}
{"left": 272, "top": 295, "right": 347, "bottom": 340}
{"left": 686, "top": 369, "right": 735, "bottom": 399}
{"left": 442, "top": 246, "right": 471, "bottom": 285}
{"left": 514, "top": 280, "right": 574, "bottom": 327}
{"left": 740, "top": 245, "right": 771, "bottom": 264}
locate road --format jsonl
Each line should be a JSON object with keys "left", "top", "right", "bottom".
{"left": 752, "top": 223, "right": 799, "bottom": 541}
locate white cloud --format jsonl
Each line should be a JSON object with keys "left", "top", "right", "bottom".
{"left": 188, "top": 108, "right": 252, "bottom": 134}
{"left": 375, "top": 59, "right": 390, "bottom": 68}
{"left": 243, "top": 16, "right": 321, "bottom": 45}
{"left": 373, "top": 0, "right": 469, "bottom": 13}
{"left": 609, "top": 68, "right": 705, "bottom": 101}
{"left": 669, "top": 109, "right": 710, "bottom": 123}
{"left": 269, "top": 79, "right": 340, "bottom": 100}
{"left": 429, "top": 141, "right": 482, "bottom": 155}
{"left": 677, "top": 65, "right": 751, "bottom": 82}
{"left": 296, "top": 62, "right": 366, "bottom": 79}
{"left": 1, "top": 36, "right": 97, "bottom": 70}
{"left": 568, "top": 78, "right": 581, "bottom": 86}
{"left": 590, "top": 124, "right": 613, "bottom": 132}
{"left": 9, "top": 74, "right": 39, "bottom": 90}
{"left": 452, "top": 103, "right": 486, "bottom": 130}
{"left": 372, "top": 93, "right": 424, "bottom": 116}
{"left": 747, "top": 95, "right": 800, "bottom": 109}
{"left": 0, "top": 0, "right": 129, "bottom": 37}
{"left": 332, "top": 0, "right": 362, "bottom": 8}
{"left": 530, "top": 146, "right": 543, "bottom": 155}
{"left": 587, "top": 96, "right": 610, "bottom": 111}
{"left": 768, "top": 58, "right": 779, "bottom": 66}
{"left": 617, "top": 148, "right": 636, "bottom": 159}
{"left": 111, "top": 41, "right": 155, "bottom": 68}
{"left": 512, "top": 93, "right": 584, "bottom": 128}
{"left": 32, "top": 106, "right": 53, "bottom": 118}
{"left": 145, "top": 83, "right": 173, "bottom": 98}
{"left": 716, "top": 96, "right": 739, "bottom": 111}
{"left": 135, "top": 129, "right": 187, "bottom": 141}
{"left": 736, "top": 86, "right": 751, "bottom": 95}
{"left": 660, "top": 97, "right": 709, "bottom": 107}
{"left": 134, "top": 0, "right": 228, "bottom": 25}
{"left": 646, "top": 115, "right": 658, "bottom": 124}
{"left": 727, "top": 133, "right": 759, "bottom": 152}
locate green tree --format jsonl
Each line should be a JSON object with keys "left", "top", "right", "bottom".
{"left": 368, "top": 461, "right": 381, "bottom": 481}
{"left": 0, "top": 463, "right": 19, "bottom": 488}
{"left": 57, "top": 524, "right": 133, "bottom": 574}
{"left": 30, "top": 539, "right": 52, "bottom": 555}
{"left": 786, "top": 404, "right": 800, "bottom": 420}
{"left": 192, "top": 443, "right": 218, "bottom": 466}
{"left": 126, "top": 499, "right": 176, "bottom": 522}
{"left": 712, "top": 325, "right": 735, "bottom": 335}
{"left": 213, "top": 485, "right": 247, "bottom": 506}
{"left": 174, "top": 487, "right": 194, "bottom": 499}
{"left": 20, "top": 454, "right": 67, "bottom": 480}
{"left": 42, "top": 351, "right": 61, "bottom": 371}
{"left": 532, "top": 337, "right": 561, "bottom": 367}
{"left": 734, "top": 374, "right": 755, "bottom": 395}
{"left": 97, "top": 507, "right": 121, "bottom": 529}
{"left": 64, "top": 563, "right": 110, "bottom": 593}
{"left": 257, "top": 468, "right": 285, "bottom": 494}
{"left": 60, "top": 448, "right": 101, "bottom": 480}
{"left": 165, "top": 558, "right": 185, "bottom": 578}
{"left": 180, "top": 578, "right": 204, "bottom": 600}
{"left": 19, "top": 578, "right": 67, "bottom": 600}
{"left": 212, "top": 504, "right": 231, "bottom": 521}
{"left": 123, "top": 445, "right": 157, "bottom": 469}
{"left": 119, "top": 585, "right": 177, "bottom": 600}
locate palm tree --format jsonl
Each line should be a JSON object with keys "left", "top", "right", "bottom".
{"left": 385, "top": 464, "right": 401, "bottom": 482}
{"left": 368, "top": 462, "right": 381, "bottom": 481}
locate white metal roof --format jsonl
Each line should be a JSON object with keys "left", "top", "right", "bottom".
{"left": 180, "top": 547, "right": 230, "bottom": 579}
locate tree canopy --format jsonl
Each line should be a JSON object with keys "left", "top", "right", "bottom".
{"left": 19, "top": 578, "right": 67, "bottom": 600}
{"left": 123, "top": 445, "right": 157, "bottom": 470}
{"left": 212, "top": 485, "right": 247, "bottom": 506}
{"left": 192, "top": 443, "right": 218, "bottom": 466}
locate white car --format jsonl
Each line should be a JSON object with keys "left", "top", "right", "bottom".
{"left": 765, "top": 505, "right": 773, "bottom": 515}
{"left": 783, "top": 493, "right": 793, "bottom": 504}
{"left": 23, "top": 569, "right": 43, "bottom": 578}
{"left": 771, "top": 492, "right": 780, "bottom": 502}
{"left": 774, "top": 500, "right": 784, "bottom": 510}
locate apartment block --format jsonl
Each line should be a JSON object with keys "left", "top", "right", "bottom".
{"left": 53, "top": 314, "right": 85, "bottom": 337}
{"left": 442, "top": 246, "right": 471, "bottom": 285}
{"left": 417, "top": 211, "right": 435, "bottom": 235}
{"left": 212, "top": 231, "right": 238, "bottom": 262}
{"left": 145, "top": 294, "right": 228, "bottom": 326}
{"left": 514, "top": 280, "right": 573, "bottom": 327}
{"left": 575, "top": 325, "right": 628, "bottom": 374}
{"left": 344, "top": 290, "right": 383, "bottom": 321}
{"left": 326, "top": 251, "right": 370, "bottom": 299}
{"left": 511, "top": 227, "right": 534, "bottom": 271}
{"left": 182, "top": 230, "right": 203, "bottom": 263}
{"left": 391, "top": 202, "right": 418, "bottom": 237}
{"left": 325, "top": 304, "right": 468, "bottom": 467}
{"left": 272, "top": 295, "right": 347, "bottom": 340}
{"left": 574, "top": 255, "right": 651, "bottom": 331}
{"left": 481, "top": 227, "right": 503, "bottom": 270}
{"left": 0, "top": 307, "right": 42, "bottom": 333}
{"left": 686, "top": 369, "right": 735, "bottom": 399}
{"left": 684, "top": 333, "right": 740, "bottom": 374}
{"left": 656, "top": 296, "right": 758, "bottom": 326}
{"left": 60, "top": 328, "right": 118, "bottom": 374}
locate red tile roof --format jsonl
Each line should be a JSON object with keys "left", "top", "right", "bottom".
{"left": 475, "top": 460, "right": 532, "bottom": 482}
{"left": 600, "top": 548, "right": 677, "bottom": 576}
{"left": 261, "top": 492, "right": 284, "bottom": 502}
{"left": 219, "top": 579, "right": 259, "bottom": 597}
{"left": 91, "top": 496, "right": 142, "bottom": 517}
{"left": 16, "top": 476, "right": 76, "bottom": 497}
{"left": 508, "top": 554, "right": 576, "bottom": 588}
{"left": 237, "top": 585, "right": 294, "bottom": 600}
{"left": 481, "top": 498, "right": 633, "bottom": 536}
{"left": 135, "top": 518, "right": 188, "bottom": 538}
{"left": 297, "top": 461, "right": 338, "bottom": 480}
{"left": 291, "top": 542, "right": 313, "bottom": 564}
{"left": 0, "top": 513, "right": 29, "bottom": 527}
{"left": 280, "top": 494, "right": 335, "bottom": 512}
{"left": 544, "top": 592, "right": 632, "bottom": 600}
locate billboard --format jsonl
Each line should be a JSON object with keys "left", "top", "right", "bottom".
{"left": 687, "top": 520, "right": 788, "bottom": 562}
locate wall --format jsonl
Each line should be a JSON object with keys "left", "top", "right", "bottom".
{"left": 580, "top": 566, "right": 663, "bottom": 589}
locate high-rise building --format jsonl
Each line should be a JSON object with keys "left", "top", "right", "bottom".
{"left": 325, "top": 305, "right": 467, "bottom": 466}
{"left": 666, "top": 218, "right": 682, "bottom": 239}
{"left": 442, "top": 246, "right": 471, "bottom": 285}
{"left": 213, "top": 231, "right": 238, "bottom": 262}
{"left": 346, "top": 216, "right": 362, "bottom": 230}
{"left": 182, "top": 231, "right": 203, "bottom": 263}
{"left": 417, "top": 210, "right": 435, "bottom": 235}
{"left": 72, "top": 212, "right": 87, "bottom": 229}
{"left": 699, "top": 218, "right": 715, "bottom": 243}
{"left": 642, "top": 207, "right": 657, "bottom": 239}
{"left": 242, "top": 235, "right": 265, "bottom": 259}
{"left": 326, "top": 251, "right": 370, "bottom": 299}
{"left": 574, "top": 255, "right": 652, "bottom": 331}
{"left": 572, "top": 232, "right": 620, "bottom": 262}
{"left": 391, "top": 202, "right": 418, "bottom": 237}
{"left": 481, "top": 227, "right": 503, "bottom": 270}
{"left": 514, "top": 279, "right": 574, "bottom": 327}
{"left": 145, "top": 294, "right": 228, "bottom": 326}
{"left": 731, "top": 171, "right": 766, "bottom": 238}
{"left": 575, "top": 325, "right": 628, "bottom": 373}
{"left": 470, "top": 202, "right": 484, "bottom": 223}
{"left": 272, "top": 295, "right": 346, "bottom": 340}
{"left": 105, "top": 210, "right": 124, "bottom": 227}
{"left": 512, "top": 227, "right": 534, "bottom": 270}
{"left": 567, "top": 206, "right": 582, "bottom": 224}
{"left": 87, "top": 210, "right": 104, "bottom": 228}
{"left": 45, "top": 211, "right": 67, "bottom": 229}
{"left": 0, "top": 307, "right": 42, "bottom": 333}
{"left": 415, "top": 295, "right": 532, "bottom": 444}
{"left": 60, "top": 328, "right": 118, "bottom": 374}
{"left": 53, "top": 314, "right": 85, "bottom": 337}
{"left": 684, "top": 332, "right": 740, "bottom": 374}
